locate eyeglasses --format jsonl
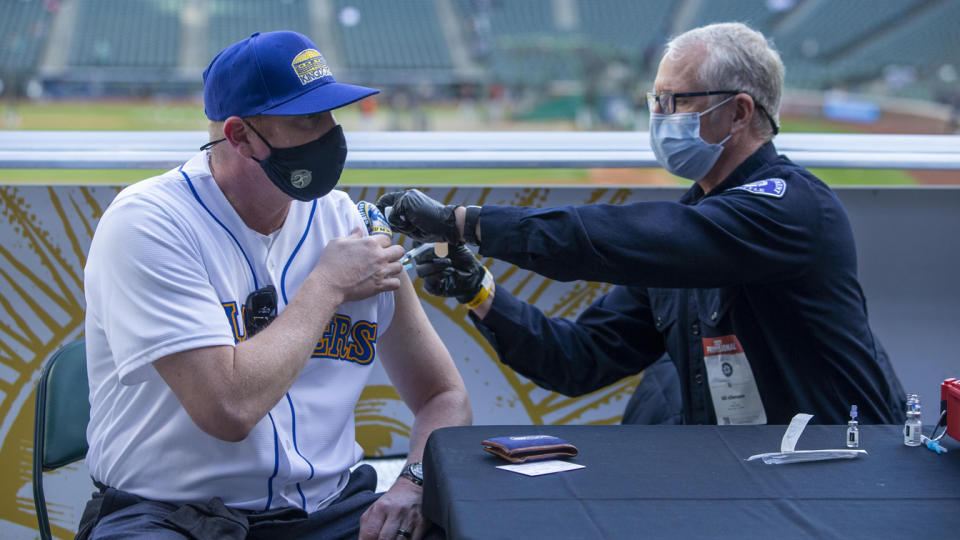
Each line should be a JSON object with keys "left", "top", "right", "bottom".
{"left": 646, "top": 90, "right": 740, "bottom": 115}
{"left": 243, "top": 285, "right": 277, "bottom": 337}
{"left": 647, "top": 90, "right": 780, "bottom": 135}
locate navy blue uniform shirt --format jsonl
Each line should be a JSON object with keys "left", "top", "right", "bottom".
{"left": 472, "top": 142, "right": 905, "bottom": 425}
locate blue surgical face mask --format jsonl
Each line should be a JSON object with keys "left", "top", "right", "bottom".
{"left": 649, "top": 95, "right": 734, "bottom": 181}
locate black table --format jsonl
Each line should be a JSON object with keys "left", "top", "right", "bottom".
{"left": 422, "top": 425, "right": 960, "bottom": 539}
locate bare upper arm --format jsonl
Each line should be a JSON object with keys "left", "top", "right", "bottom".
{"left": 377, "top": 272, "right": 467, "bottom": 414}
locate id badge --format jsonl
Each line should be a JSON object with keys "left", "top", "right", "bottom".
{"left": 702, "top": 335, "right": 767, "bottom": 425}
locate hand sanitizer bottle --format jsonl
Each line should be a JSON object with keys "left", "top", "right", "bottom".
{"left": 846, "top": 405, "right": 859, "bottom": 448}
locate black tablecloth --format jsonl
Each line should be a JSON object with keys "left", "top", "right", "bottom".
{"left": 422, "top": 425, "right": 959, "bottom": 540}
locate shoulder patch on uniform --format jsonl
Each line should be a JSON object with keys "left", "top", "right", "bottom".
{"left": 729, "top": 178, "right": 787, "bottom": 198}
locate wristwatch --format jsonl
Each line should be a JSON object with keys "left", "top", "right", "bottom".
{"left": 399, "top": 461, "right": 423, "bottom": 486}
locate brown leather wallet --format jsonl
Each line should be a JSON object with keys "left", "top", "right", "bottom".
{"left": 482, "top": 435, "right": 579, "bottom": 463}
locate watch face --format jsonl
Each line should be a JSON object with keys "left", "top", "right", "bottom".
{"left": 401, "top": 462, "right": 423, "bottom": 485}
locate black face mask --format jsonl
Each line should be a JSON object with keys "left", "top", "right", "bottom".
{"left": 245, "top": 121, "right": 348, "bottom": 201}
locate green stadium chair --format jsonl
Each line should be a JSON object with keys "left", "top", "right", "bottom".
{"left": 32, "top": 338, "right": 89, "bottom": 540}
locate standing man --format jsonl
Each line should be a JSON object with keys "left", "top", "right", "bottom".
{"left": 82, "top": 31, "right": 470, "bottom": 540}
{"left": 380, "top": 22, "right": 905, "bottom": 426}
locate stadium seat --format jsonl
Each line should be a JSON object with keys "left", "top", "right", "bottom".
{"left": 335, "top": 0, "right": 453, "bottom": 72}
{"left": 207, "top": 0, "right": 311, "bottom": 62}
{"left": 71, "top": 0, "right": 181, "bottom": 67}
{"left": 32, "top": 338, "right": 89, "bottom": 540}
{"left": 0, "top": 0, "right": 54, "bottom": 71}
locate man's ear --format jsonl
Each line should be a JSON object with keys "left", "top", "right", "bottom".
{"left": 730, "top": 93, "right": 756, "bottom": 135}
{"left": 223, "top": 116, "right": 257, "bottom": 159}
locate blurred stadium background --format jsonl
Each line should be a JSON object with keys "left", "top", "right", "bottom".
{"left": 1, "top": 0, "right": 958, "bottom": 184}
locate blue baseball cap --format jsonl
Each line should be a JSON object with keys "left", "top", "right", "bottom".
{"left": 203, "top": 31, "right": 379, "bottom": 121}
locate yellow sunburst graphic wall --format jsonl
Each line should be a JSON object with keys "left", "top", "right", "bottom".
{"left": 1, "top": 184, "right": 642, "bottom": 538}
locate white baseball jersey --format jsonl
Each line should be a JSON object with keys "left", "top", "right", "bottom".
{"left": 84, "top": 151, "right": 394, "bottom": 511}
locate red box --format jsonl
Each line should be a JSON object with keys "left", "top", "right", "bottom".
{"left": 942, "top": 378, "right": 960, "bottom": 441}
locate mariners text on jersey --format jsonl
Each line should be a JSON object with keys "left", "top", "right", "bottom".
{"left": 223, "top": 302, "right": 378, "bottom": 364}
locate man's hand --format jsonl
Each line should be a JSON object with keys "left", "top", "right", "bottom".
{"left": 358, "top": 479, "right": 428, "bottom": 540}
{"left": 311, "top": 228, "right": 405, "bottom": 303}
{"left": 414, "top": 243, "right": 487, "bottom": 304}
{"left": 376, "top": 189, "right": 461, "bottom": 244}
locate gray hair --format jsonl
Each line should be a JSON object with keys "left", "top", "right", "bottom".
{"left": 665, "top": 22, "right": 784, "bottom": 140}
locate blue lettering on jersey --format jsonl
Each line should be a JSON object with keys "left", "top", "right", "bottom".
{"left": 344, "top": 321, "right": 377, "bottom": 364}
{"left": 729, "top": 178, "right": 787, "bottom": 198}
{"left": 313, "top": 314, "right": 377, "bottom": 365}
{"left": 223, "top": 301, "right": 247, "bottom": 341}
{"left": 223, "top": 304, "right": 376, "bottom": 364}
{"left": 317, "top": 314, "right": 352, "bottom": 358}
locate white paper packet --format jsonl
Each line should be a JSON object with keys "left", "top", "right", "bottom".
{"left": 746, "top": 413, "right": 868, "bottom": 465}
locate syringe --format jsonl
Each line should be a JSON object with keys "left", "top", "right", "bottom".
{"left": 400, "top": 243, "right": 434, "bottom": 271}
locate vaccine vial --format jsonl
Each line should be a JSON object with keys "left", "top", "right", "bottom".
{"left": 846, "top": 405, "right": 859, "bottom": 448}
{"left": 903, "top": 394, "right": 922, "bottom": 446}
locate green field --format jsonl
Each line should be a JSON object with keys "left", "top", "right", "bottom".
{"left": 2, "top": 101, "right": 208, "bottom": 130}
{"left": 0, "top": 100, "right": 918, "bottom": 186}
{"left": 0, "top": 167, "right": 592, "bottom": 186}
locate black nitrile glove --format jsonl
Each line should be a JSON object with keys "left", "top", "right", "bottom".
{"left": 414, "top": 242, "right": 488, "bottom": 304}
{"left": 376, "top": 189, "right": 461, "bottom": 244}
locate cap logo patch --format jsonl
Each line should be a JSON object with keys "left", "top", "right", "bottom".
{"left": 729, "top": 178, "right": 787, "bottom": 198}
{"left": 291, "top": 49, "right": 332, "bottom": 85}
{"left": 290, "top": 169, "right": 312, "bottom": 188}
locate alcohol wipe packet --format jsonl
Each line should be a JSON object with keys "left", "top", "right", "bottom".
{"left": 746, "top": 449, "right": 867, "bottom": 465}
{"left": 746, "top": 413, "right": 868, "bottom": 465}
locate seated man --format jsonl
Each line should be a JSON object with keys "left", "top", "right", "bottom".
{"left": 81, "top": 31, "right": 470, "bottom": 540}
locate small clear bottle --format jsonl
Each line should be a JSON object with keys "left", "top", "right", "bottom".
{"left": 846, "top": 405, "right": 859, "bottom": 448}
{"left": 903, "top": 393, "right": 922, "bottom": 446}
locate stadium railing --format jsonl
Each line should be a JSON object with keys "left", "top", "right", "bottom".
{"left": 1, "top": 131, "right": 959, "bottom": 170}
